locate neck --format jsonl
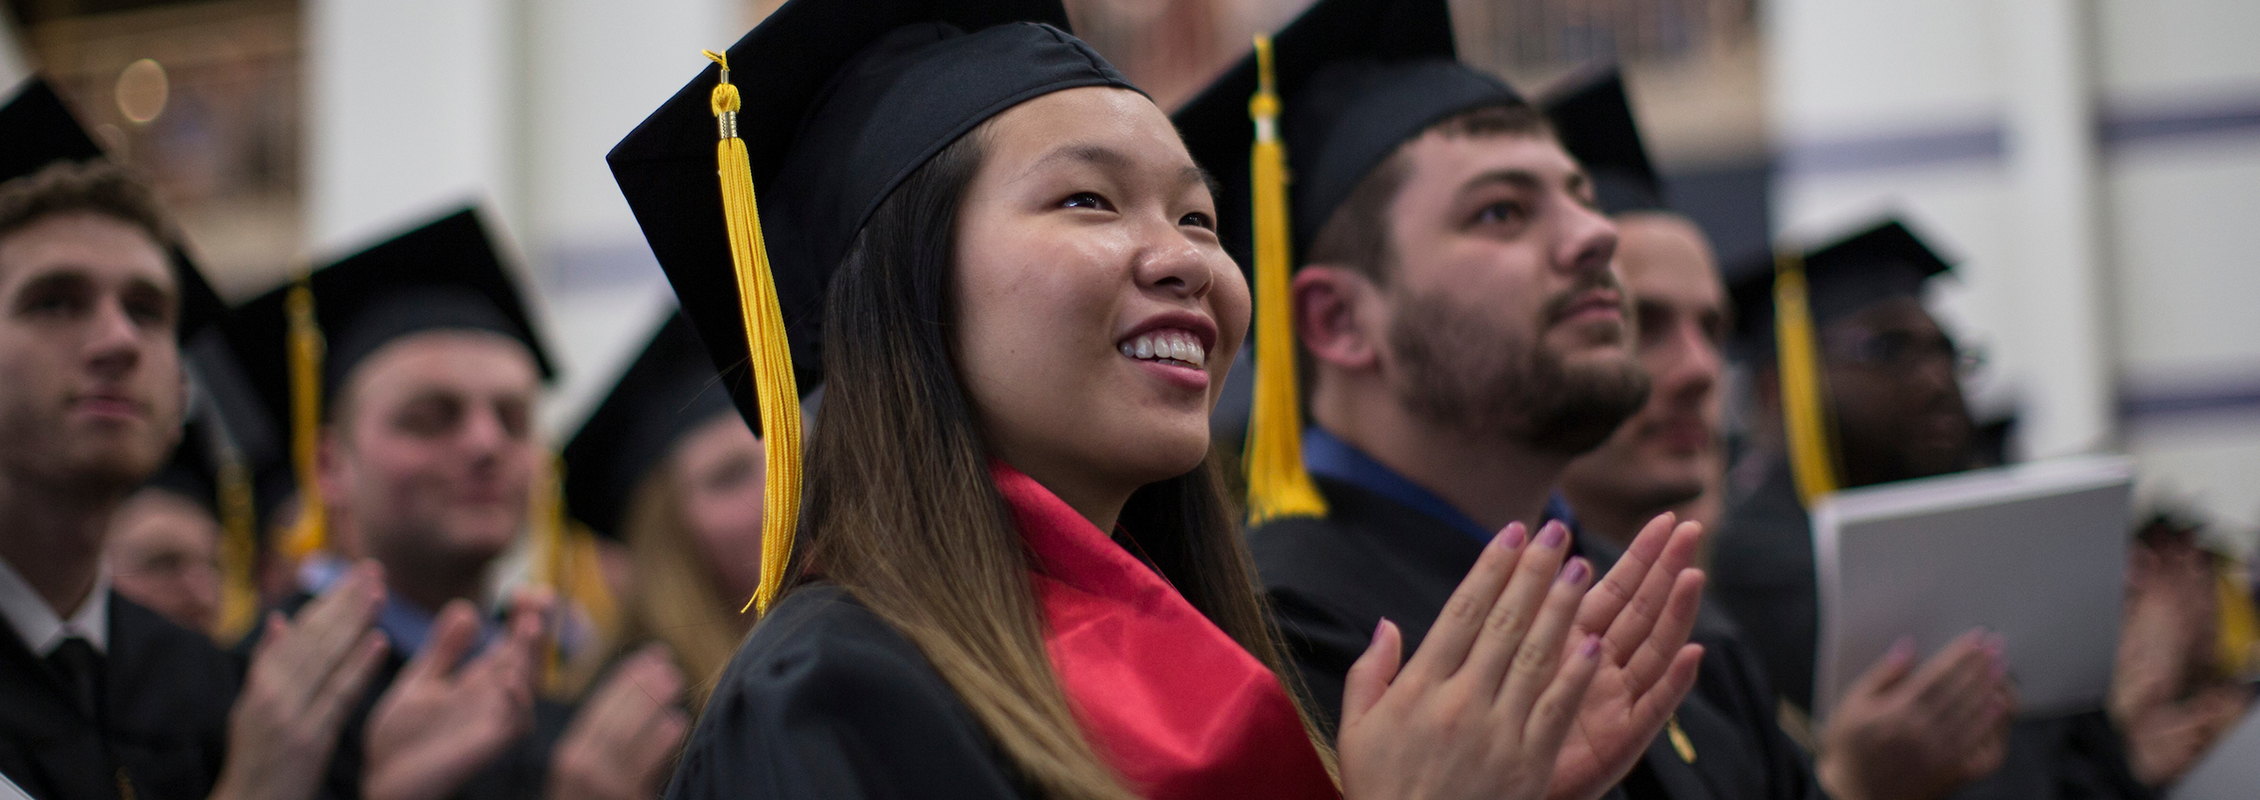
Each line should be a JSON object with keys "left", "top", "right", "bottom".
{"left": 361, "top": 516, "right": 491, "bottom": 615}
{"left": 1311, "top": 378, "right": 1568, "bottom": 534}
{"left": 1557, "top": 484, "right": 1667, "bottom": 550}
{"left": 1002, "top": 458, "right": 1128, "bottom": 534}
{"left": 0, "top": 473, "right": 122, "bottom": 617}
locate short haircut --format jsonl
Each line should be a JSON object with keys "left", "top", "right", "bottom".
{"left": 0, "top": 160, "right": 178, "bottom": 262}
{"left": 1303, "top": 102, "right": 1551, "bottom": 285}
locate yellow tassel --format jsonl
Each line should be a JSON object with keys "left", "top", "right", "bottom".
{"left": 1773, "top": 249, "right": 1841, "bottom": 506}
{"left": 705, "top": 50, "right": 803, "bottom": 615}
{"left": 1242, "top": 34, "right": 1327, "bottom": 526}
{"left": 213, "top": 450, "right": 261, "bottom": 643}
{"left": 2214, "top": 563, "right": 2258, "bottom": 678}
{"left": 281, "top": 276, "right": 329, "bottom": 559}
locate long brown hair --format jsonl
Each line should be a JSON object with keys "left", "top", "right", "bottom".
{"left": 783, "top": 122, "right": 1332, "bottom": 798}
{"left": 617, "top": 466, "right": 749, "bottom": 705}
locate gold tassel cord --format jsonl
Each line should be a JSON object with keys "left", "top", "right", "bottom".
{"left": 1773, "top": 249, "right": 1841, "bottom": 507}
{"left": 705, "top": 50, "right": 804, "bottom": 615}
{"left": 281, "top": 276, "right": 328, "bottom": 559}
{"left": 214, "top": 451, "right": 260, "bottom": 644}
{"left": 1241, "top": 34, "right": 1328, "bottom": 526}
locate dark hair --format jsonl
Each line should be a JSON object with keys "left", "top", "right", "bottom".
{"left": 787, "top": 123, "right": 1329, "bottom": 798}
{"left": 1304, "top": 102, "right": 1550, "bottom": 285}
{"left": 0, "top": 160, "right": 177, "bottom": 260}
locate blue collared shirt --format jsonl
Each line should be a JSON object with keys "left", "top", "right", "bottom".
{"left": 1301, "top": 427, "right": 1580, "bottom": 544}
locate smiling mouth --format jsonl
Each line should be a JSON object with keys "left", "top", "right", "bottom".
{"left": 1118, "top": 328, "right": 1209, "bottom": 370}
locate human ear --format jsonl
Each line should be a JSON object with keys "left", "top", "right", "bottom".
{"left": 1294, "top": 265, "right": 1383, "bottom": 372}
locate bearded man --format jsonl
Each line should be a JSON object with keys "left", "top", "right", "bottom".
{"left": 1174, "top": 1, "right": 1824, "bottom": 797}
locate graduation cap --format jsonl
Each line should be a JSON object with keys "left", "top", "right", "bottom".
{"left": 562, "top": 310, "right": 742, "bottom": 540}
{"left": 607, "top": 0, "right": 1135, "bottom": 611}
{"left": 1727, "top": 217, "right": 1956, "bottom": 355}
{"left": 222, "top": 206, "right": 555, "bottom": 558}
{"left": 1, "top": 77, "right": 226, "bottom": 343}
{"left": 1539, "top": 66, "right": 1665, "bottom": 215}
{"left": 1171, "top": 0, "right": 1519, "bottom": 525}
{"left": 1729, "top": 216, "right": 1956, "bottom": 505}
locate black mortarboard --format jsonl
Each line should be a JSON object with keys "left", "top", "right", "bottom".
{"left": 1729, "top": 217, "right": 1957, "bottom": 356}
{"left": 562, "top": 310, "right": 742, "bottom": 539}
{"left": 224, "top": 206, "right": 557, "bottom": 424}
{"left": 607, "top": 0, "right": 1134, "bottom": 428}
{"left": 1539, "top": 66, "right": 1665, "bottom": 215}
{"left": 1, "top": 77, "right": 226, "bottom": 342}
{"left": 1172, "top": 0, "right": 1520, "bottom": 270}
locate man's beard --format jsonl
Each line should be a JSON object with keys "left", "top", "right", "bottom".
{"left": 1387, "top": 282, "right": 1651, "bottom": 458}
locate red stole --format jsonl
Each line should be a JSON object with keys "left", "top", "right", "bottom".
{"left": 992, "top": 463, "right": 1339, "bottom": 800}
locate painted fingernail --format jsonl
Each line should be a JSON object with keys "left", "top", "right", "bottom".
{"left": 1538, "top": 520, "right": 1567, "bottom": 548}
{"left": 1497, "top": 522, "right": 1527, "bottom": 550}
{"left": 1371, "top": 618, "right": 1391, "bottom": 647}
{"left": 1559, "top": 557, "right": 1591, "bottom": 585}
{"left": 1580, "top": 633, "right": 1603, "bottom": 659}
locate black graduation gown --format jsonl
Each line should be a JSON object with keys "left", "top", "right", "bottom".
{"left": 0, "top": 591, "right": 242, "bottom": 800}
{"left": 666, "top": 583, "right": 1036, "bottom": 800}
{"left": 238, "top": 592, "right": 570, "bottom": 800}
{"left": 1248, "top": 476, "right": 1824, "bottom": 800}
{"left": 1708, "top": 458, "right": 2151, "bottom": 800}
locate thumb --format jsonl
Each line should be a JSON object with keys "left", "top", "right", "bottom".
{"left": 1341, "top": 618, "right": 1403, "bottom": 730}
{"left": 1852, "top": 637, "right": 1916, "bottom": 697}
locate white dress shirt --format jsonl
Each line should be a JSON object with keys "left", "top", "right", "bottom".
{"left": 0, "top": 556, "right": 108, "bottom": 656}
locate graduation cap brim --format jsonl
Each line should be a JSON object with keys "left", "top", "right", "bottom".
{"left": 223, "top": 207, "right": 556, "bottom": 435}
{"left": 1173, "top": 0, "right": 1519, "bottom": 273}
{"left": 608, "top": 0, "right": 1133, "bottom": 438}
{"left": 1538, "top": 66, "right": 1666, "bottom": 215}
{"left": 1729, "top": 217, "right": 1957, "bottom": 356}
{"left": 562, "top": 310, "right": 749, "bottom": 539}
{"left": 1, "top": 78, "right": 226, "bottom": 344}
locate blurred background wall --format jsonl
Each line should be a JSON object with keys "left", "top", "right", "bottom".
{"left": 6, "top": 0, "right": 2256, "bottom": 544}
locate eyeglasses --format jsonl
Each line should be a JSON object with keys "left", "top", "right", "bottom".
{"left": 1826, "top": 329, "right": 1986, "bottom": 377}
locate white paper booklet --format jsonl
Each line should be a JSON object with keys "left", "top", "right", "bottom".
{"left": 1811, "top": 456, "right": 2133, "bottom": 723}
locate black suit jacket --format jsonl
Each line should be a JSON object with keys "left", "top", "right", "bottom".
{"left": 0, "top": 592, "right": 243, "bottom": 800}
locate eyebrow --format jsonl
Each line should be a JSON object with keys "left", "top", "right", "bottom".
{"left": 1456, "top": 168, "right": 1545, "bottom": 198}
{"left": 1027, "top": 143, "right": 1216, "bottom": 193}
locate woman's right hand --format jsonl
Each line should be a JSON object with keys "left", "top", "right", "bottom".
{"left": 1336, "top": 520, "right": 1602, "bottom": 800}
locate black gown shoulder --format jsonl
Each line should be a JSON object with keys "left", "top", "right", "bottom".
{"left": 666, "top": 582, "right": 1035, "bottom": 800}
{"left": 0, "top": 591, "right": 243, "bottom": 800}
{"left": 1249, "top": 477, "right": 1824, "bottom": 800}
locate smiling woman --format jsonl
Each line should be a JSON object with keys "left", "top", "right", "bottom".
{"left": 607, "top": 1, "right": 1623, "bottom": 799}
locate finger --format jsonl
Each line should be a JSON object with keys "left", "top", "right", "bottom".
{"left": 1575, "top": 513, "right": 1677, "bottom": 640}
{"left": 1341, "top": 619, "right": 1404, "bottom": 729}
{"left": 1618, "top": 569, "right": 1706, "bottom": 695}
{"left": 580, "top": 648, "right": 677, "bottom": 752}
{"left": 631, "top": 712, "right": 692, "bottom": 792}
{"left": 1456, "top": 522, "right": 1574, "bottom": 697}
{"left": 1906, "top": 629, "right": 1987, "bottom": 704}
{"left": 1627, "top": 643, "right": 1705, "bottom": 731}
{"left": 306, "top": 631, "right": 391, "bottom": 740}
{"left": 1494, "top": 549, "right": 1592, "bottom": 721}
{"left": 1525, "top": 632, "right": 1604, "bottom": 749}
{"left": 285, "top": 564, "right": 387, "bottom": 704}
{"left": 1849, "top": 637, "right": 1918, "bottom": 698}
{"left": 402, "top": 599, "right": 484, "bottom": 684}
{"left": 1401, "top": 523, "right": 1529, "bottom": 684}
{"left": 1595, "top": 521, "right": 1705, "bottom": 670}
{"left": 1915, "top": 633, "right": 1995, "bottom": 713}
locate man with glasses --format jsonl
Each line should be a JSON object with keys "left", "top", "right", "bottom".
{"left": 1712, "top": 218, "right": 2146, "bottom": 800}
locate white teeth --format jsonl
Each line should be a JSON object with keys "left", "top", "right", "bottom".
{"left": 1120, "top": 329, "right": 1207, "bottom": 369}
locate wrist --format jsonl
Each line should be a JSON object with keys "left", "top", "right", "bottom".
{"left": 1815, "top": 751, "right": 1871, "bottom": 800}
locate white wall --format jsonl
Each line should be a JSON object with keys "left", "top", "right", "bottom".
{"left": 1768, "top": 0, "right": 2260, "bottom": 541}
{"left": 307, "top": 0, "right": 735, "bottom": 437}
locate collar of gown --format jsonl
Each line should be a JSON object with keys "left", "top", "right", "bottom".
{"left": 991, "top": 462, "right": 1339, "bottom": 800}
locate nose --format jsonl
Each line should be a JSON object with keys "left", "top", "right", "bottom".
{"left": 1555, "top": 199, "right": 1619, "bottom": 280}
{"left": 1659, "top": 319, "right": 1721, "bottom": 403}
{"left": 84, "top": 295, "right": 144, "bottom": 379}
{"left": 1132, "top": 217, "right": 1214, "bottom": 301}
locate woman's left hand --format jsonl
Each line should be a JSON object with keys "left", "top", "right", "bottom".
{"left": 1544, "top": 513, "right": 1708, "bottom": 800}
